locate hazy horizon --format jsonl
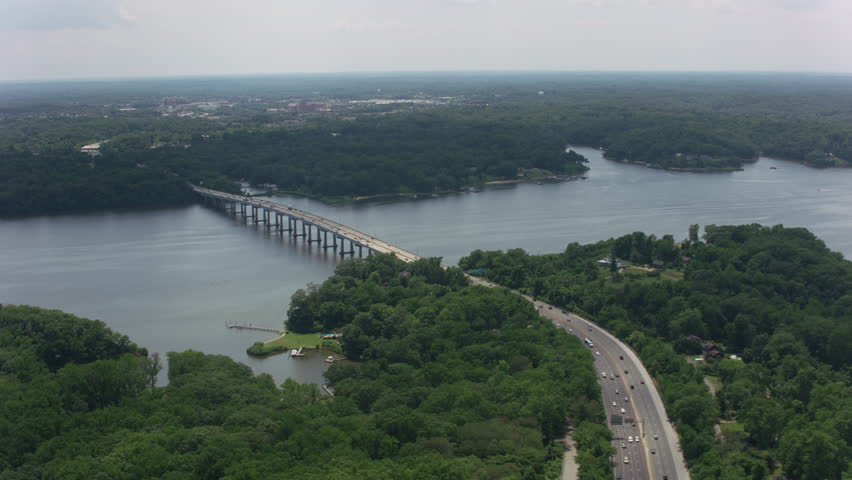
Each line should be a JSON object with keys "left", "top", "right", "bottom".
{"left": 4, "top": 68, "right": 852, "bottom": 86}
{"left": 3, "top": 0, "right": 851, "bottom": 82}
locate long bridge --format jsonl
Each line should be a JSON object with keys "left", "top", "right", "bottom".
{"left": 193, "top": 186, "right": 420, "bottom": 262}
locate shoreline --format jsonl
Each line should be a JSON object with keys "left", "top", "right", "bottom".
{"left": 257, "top": 173, "right": 588, "bottom": 206}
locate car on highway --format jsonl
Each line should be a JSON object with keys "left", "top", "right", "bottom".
{"left": 630, "top": 385, "right": 635, "bottom": 389}
{"left": 621, "top": 408, "right": 626, "bottom": 414}
{"left": 651, "top": 449, "right": 656, "bottom": 454}
{"left": 596, "top": 351, "right": 600, "bottom": 355}
{"left": 623, "top": 457, "right": 629, "bottom": 464}
{"left": 619, "top": 354, "right": 624, "bottom": 360}
{"left": 621, "top": 442, "right": 626, "bottom": 448}
{"left": 628, "top": 436, "right": 633, "bottom": 442}
{"left": 615, "top": 389, "right": 619, "bottom": 394}
{"left": 548, "top": 306, "right": 552, "bottom": 310}
{"left": 624, "top": 397, "right": 628, "bottom": 402}
{"left": 624, "top": 370, "right": 629, "bottom": 374}
{"left": 612, "top": 402, "right": 617, "bottom": 406}
{"left": 654, "top": 434, "right": 658, "bottom": 440}
{"left": 640, "top": 380, "right": 645, "bottom": 384}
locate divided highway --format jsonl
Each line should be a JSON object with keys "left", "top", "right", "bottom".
{"left": 468, "top": 277, "right": 690, "bottom": 480}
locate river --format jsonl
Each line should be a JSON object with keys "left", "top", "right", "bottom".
{"left": 1, "top": 146, "right": 850, "bottom": 384}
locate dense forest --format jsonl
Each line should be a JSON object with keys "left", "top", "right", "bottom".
{"left": 0, "top": 255, "right": 614, "bottom": 479}
{"left": 2, "top": 72, "right": 851, "bottom": 216}
{"left": 459, "top": 224, "right": 852, "bottom": 479}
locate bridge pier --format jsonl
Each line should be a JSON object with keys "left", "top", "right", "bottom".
{"left": 308, "top": 225, "right": 322, "bottom": 245}
{"left": 358, "top": 245, "right": 363, "bottom": 258}
{"left": 293, "top": 220, "right": 306, "bottom": 238}
{"left": 240, "top": 204, "right": 246, "bottom": 217}
{"left": 339, "top": 238, "right": 355, "bottom": 257}
{"left": 322, "top": 230, "right": 333, "bottom": 249}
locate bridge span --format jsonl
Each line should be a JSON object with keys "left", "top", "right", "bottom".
{"left": 192, "top": 186, "right": 420, "bottom": 262}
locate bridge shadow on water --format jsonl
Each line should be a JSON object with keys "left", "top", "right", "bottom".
{"left": 204, "top": 204, "right": 353, "bottom": 267}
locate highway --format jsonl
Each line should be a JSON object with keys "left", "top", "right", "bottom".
{"left": 468, "top": 276, "right": 690, "bottom": 480}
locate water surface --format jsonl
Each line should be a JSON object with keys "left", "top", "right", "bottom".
{"left": 2, "top": 147, "right": 850, "bottom": 383}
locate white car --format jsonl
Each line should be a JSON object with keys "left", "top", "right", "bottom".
{"left": 596, "top": 351, "right": 600, "bottom": 355}
{"left": 612, "top": 402, "right": 617, "bottom": 406}
{"left": 621, "top": 408, "right": 626, "bottom": 414}
{"left": 624, "top": 457, "right": 629, "bottom": 464}
{"left": 628, "top": 436, "right": 634, "bottom": 442}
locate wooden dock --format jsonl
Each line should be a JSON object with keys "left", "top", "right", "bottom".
{"left": 226, "top": 323, "right": 283, "bottom": 334}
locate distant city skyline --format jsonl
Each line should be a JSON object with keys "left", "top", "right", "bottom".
{"left": 2, "top": 0, "right": 850, "bottom": 81}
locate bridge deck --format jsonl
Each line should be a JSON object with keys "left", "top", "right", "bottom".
{"left": 193, "top": 186, "right": 420, "bottom": 263}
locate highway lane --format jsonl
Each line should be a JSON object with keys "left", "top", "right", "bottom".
{"left": 579, "top": 314, "right": 689, "bottom": 480}
{"left": 468, "top": 275, "right": 689, "bottom": 480}
{"left": 545, "top": 305, "right": 649, "bottom": 480}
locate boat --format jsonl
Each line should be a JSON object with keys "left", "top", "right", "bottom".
{"left": 290, "top": 347, "right": 305, "bottom": 357}
{"left": 325, "top": 355, "right": 335, "bottom": 363}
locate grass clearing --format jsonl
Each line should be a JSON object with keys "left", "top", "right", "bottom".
{"left": 265, "top": 332, "right": 322, "bottom": 349}
{"left": 720, "top": 421, "right": 745, "bottom": 435}
{"left": 662, "top": 270, "right": 684, "bottom": 280}
{"left": 247, "top": 332, "right": 323, "bottom": 356}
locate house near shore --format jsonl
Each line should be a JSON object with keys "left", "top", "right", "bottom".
{"left": 80, "top": 142, "right": 104, "bottom": 157}
{"left": 597, "top": 257, "right": 628, "bottom": 269}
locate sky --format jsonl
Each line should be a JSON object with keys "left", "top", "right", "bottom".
{"left": 1, "top": 0, "right": 850, "bottom": 81}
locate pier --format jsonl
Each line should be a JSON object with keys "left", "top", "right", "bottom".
{"left": 226, "top": 322, "right": 283, "bottom": 334}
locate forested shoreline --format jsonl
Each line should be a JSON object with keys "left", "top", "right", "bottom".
{"left": 0, "top": 255, "right": 614, "bottom": 479}
{"left": 2, "top": 73, "right": 851, "bottom": 217}
{"left": 460, "top": 224, "right": 851, "bottom": 479}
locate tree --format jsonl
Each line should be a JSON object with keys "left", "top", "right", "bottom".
{"left": 689, "top": 224, "right": 700, "bottom": 243}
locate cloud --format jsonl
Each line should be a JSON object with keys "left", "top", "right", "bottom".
{"left": 768, "top": 0, "right": 829, "bottom": 10}
{"left": 0, "top": 0, "right": 131, "bottom": 31}
{"left": 333, "top": 16, "right": 410, "bottom": 34}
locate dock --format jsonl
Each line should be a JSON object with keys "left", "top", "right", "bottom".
{"left": 226, "top": 322, "right": 283, "bottom": 334}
